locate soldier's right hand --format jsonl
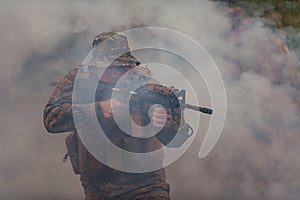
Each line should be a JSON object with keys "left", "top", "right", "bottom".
{"left": 99, "top": 98, "right": 125, "bottom": 120}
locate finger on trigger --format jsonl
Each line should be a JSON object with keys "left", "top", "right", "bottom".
{"left": 153, "top": 121, "right": 164, "bottom": 128}
{"left": 153, "top": 117, "right": 166, "bottom": 124}
{"left": 153, "top": 113, "right": 167, "bottom": 119}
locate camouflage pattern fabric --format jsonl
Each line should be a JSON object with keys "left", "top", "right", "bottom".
{"left": 44, "top": 64, "right": 169, "bottom": 195}
{"left": 81, "top": 173, "right": 170, "bottom": 200}
{"left": 89, "top": 31, "right": 139, "bottom": 67}
{"left": 43, "top": 32, "right": 172, "bottom": 199}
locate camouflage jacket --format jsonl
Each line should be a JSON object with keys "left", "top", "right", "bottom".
{"left": 43, "top": 63, "right": 175, "bottom": 196}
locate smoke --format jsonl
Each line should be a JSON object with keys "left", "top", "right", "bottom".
{"left": 0, "top": 0, "right": 299, "bottom": 200}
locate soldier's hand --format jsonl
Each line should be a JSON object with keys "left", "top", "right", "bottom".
{"left": 152, "top": 106, "right": 172, "bottom": 128}
{"left": 99, "top": 98, "right": 125, "bottom": 120}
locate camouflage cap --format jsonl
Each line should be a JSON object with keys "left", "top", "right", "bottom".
{"left": 92, "top": 31, "right": 129, "bottom": 51}
{"left": 91, "top": 31, "right": 139, "bottom": 67}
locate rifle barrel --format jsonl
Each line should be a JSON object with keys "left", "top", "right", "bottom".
{"left": 184, "top": 104, "right": 213, "bottom": 115}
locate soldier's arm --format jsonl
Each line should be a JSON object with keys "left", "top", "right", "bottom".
{"left": 43, "top": 68, "right": 106, "bottom": 133}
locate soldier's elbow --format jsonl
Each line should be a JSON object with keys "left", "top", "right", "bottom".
{"left": 43, "top": 117, "right": 57, "bottom": 134}
{"left": 43, "top": 110, "right": 60, "bottom": 134}
{"left": 43, "top": 113, "right": 74, "bottom": 134}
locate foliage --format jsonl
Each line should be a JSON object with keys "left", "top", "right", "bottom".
{"left": 214, "top": 0, "right": 300, "bottom": 61}
{"left": 215, "top": 0, "right": 300, "bottom": 28}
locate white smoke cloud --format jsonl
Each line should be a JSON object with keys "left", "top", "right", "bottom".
{"left": 0, "top": 0, "right": 299, "bottom": 199}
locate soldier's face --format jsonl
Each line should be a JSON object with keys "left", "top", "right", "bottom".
{"left": 100, "top": 66, "right": 132, "bottom": 83}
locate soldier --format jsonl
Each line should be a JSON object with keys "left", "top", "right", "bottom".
{"left": 43, "top": 31, "right": 178, "bottom": 200}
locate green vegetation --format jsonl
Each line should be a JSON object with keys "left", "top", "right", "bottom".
{"left": 215, "top": 0, "right": 300, "bottom": 61}
{"left": 216, "top": 0, "right": 300, "bottom": 28}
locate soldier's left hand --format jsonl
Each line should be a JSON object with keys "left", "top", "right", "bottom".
{"left": 151, "top": 106, "right": 172, "bottom": 128}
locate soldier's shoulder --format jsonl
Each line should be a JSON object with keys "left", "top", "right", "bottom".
{"left": 65, "top": 66, "right": 80, "bottom": 81}
{"left": 56, "top": 67, "right": 80, "bottom": 89}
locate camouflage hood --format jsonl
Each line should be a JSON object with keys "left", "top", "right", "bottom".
{"left": 82, "top": 31, "right": 139, "bottom": 68}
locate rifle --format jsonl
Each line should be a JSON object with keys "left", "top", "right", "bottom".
{"left": 112, "top": 84, "right": 213, "bottom": 116}
{"left": 111, "top": 82, "right": 213, "bottom": 147}
{"left": 165, "top": 88, "right": 213, "bottom": 115}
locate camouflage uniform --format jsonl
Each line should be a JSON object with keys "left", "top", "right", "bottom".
{"left": 43, "top": 32, "right": 171, "bottom": 200}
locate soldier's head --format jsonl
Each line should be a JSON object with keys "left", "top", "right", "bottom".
{"left": 91, "top": 31, "right": 140, "bottom": 83}
{"left": 92, "top": 31, "right": 130, "bottom": 56}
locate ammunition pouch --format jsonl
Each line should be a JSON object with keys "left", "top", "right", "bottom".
{"left": 64, "top": 132, "right": 80, "bottom": 174}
